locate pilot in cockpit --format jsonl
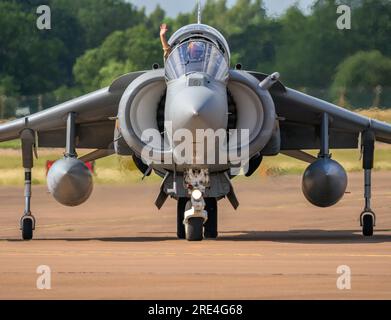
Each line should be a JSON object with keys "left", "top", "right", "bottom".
{"left": 160, "top": 23, "right": 229, "bottom": 82}
{"left": 186, "top": 42, "right": 205, "bottom": 61}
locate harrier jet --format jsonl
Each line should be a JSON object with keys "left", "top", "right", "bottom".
{"left": 1, "top": 14, "right": 390, "bottom": 241}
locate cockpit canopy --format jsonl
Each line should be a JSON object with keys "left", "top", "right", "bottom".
{"left": 165, "top": 40, "right": 229, "bottom": 82}
{"left": 168, "top": 24, "right": 230, "bottom": 60}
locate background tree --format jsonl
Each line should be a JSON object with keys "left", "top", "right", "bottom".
{"left": 146, "top": 5, "right": 166, "bottom": 33}
{"left": 1, "top": 0, "right": 391, "bottom": 113}
{"left": 73, "top": 25, "right": 161, "bottom": 91}
{"left": 51, "top": 0, "right": 144, "bottom": 49}
{"left": 0, "top": 1, "right": 65, "bottom": 95}
{"left": 350, "top": 0, "right": 391, "bottom": 57}
{"left": 331, "top": 51, "right": 391, "bottom": 107}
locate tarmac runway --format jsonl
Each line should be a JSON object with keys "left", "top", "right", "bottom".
{"left": 0, "top": 172, "right": 391, "bottom": 299}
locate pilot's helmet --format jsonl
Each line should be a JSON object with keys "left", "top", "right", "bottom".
{"left": 187, "top": 41, "right": 205, "bottom": 61}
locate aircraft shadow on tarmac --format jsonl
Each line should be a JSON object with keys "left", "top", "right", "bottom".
{"left": 217, "top": 229, "right": 391, "bottom": 244}
{"left": 6, "top": 229, "right": 391, "bottom": 243}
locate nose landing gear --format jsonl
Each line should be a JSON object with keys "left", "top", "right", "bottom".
{"left": 183, "top": 189, "right": 208, "bottom": 241}
{"left": 177, "top": 169, "right": 219, "bottom": 241}
{"left": 177, "top": 196, "right": 218, "bottom": 241}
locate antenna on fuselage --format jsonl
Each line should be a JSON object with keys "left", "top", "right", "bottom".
{"left": 197, "top": 0, "right": 202, "bottom": 24}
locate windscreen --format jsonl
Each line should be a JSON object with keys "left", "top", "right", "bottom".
{"left": 165, "top": 40, "right": 229, "bottom": 82}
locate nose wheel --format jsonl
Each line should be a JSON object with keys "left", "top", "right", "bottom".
{"left": 178, "top": 169, "right": 218, "bottom": 241}
{"left": 177, "top": 197, "right": 218, "bottom": 241}
{"left": 177, "top": 198, "right": 205, "bottom": 241}
{"left": 185, "top": 217, "right": 204, "bottom": 241}
{"left": 177, "top": 198, "right": 204, "bottom": 241}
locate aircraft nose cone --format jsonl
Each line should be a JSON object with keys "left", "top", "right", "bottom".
{"left": 164, "top": 80, "right": 229, "bottom": 165}
{"left": 167, "top": 86, "right": 227, "bottom": 133}
{"left": 191, "top": 98, "right": 210, "bottom": 118}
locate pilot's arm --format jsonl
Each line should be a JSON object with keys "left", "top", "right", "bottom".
{"left": 160, "top": 24, "right": 172, "bottom": 60}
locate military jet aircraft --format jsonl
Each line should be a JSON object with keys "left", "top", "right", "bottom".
{"left": 1, "top": 10, "right": 391, "bottom": 241}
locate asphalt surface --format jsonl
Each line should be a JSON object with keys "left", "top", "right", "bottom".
{"left": 0, "top": 172, "right": 390, "bottom": 299}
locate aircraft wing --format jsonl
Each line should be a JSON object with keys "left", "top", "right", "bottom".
{"left": 0, "top": 71, "right": 145, "bottom": 149}
{"left": 249, "top": 72, "right": 391, "bottom": 150}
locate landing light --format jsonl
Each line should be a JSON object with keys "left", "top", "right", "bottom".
{"left": 192, "top": 189, "right": 202, "bottom": 200}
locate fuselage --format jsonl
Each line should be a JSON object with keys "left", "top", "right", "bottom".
{"left": 163, "top": 24, "right": 232, "bottom": 169}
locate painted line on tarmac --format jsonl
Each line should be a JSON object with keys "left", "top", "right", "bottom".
{"left": 2, "top": 248, "right": 391, "bottom": 258}
{"left": 0, "top": 250, "right": 263, "bottom": 258}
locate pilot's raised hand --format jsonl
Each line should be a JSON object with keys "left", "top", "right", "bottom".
{"left": 160, "top": 23, "right": 168, "bottom": 37}
{"left": 160, "top": 23, "right": 171, "bottom": 60}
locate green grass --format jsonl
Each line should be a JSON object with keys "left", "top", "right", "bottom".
{"left": 357, "top": 108, "right": 391, "bottom": 123}
{"left": 0, "top": 139, "right": 20, "bottom": 149}
{"left": 261, "top": 147, "right": 391, "bottom": 176}
{"left": 0, "top": 146, "right": 390, "bottom": 186}
{"left": 0, "top": 150, "right": 161, "bottom": 186}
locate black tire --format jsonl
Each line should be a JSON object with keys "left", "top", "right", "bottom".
{"left": 185, "top": 218, "right": 204, "bottom": 241}
{"left": 177, "top": 198, "right": 189, "bottom": 239}
{"left": 362, "top": 214, "right": 374, "bottom": 236}
{"left": 204, "top": 198, "right": 218, "bottom": 239}
{"left": 22, "top": 218, "right": 33, "bottom": 240}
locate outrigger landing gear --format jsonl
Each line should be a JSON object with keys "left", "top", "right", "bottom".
{"left": 360, "top": 129, "right": 376, "bottom": 237}
{"left": 20, "top": 128, "right": 36, "bottom": 240}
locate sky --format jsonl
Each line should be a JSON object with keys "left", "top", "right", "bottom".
{"left": 128, "top": 0, "right": 315, "bottom": 17}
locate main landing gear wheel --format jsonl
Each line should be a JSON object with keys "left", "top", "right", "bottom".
{"left": 185, "top": 217, "right": 204, "bottom": 241}
{"left": 362, "top": 213, "right": 374, "bottom": 237}
{"left": 21, "top": 216, "right": 34, "bottom": 240}
{"left": 204, "top": 198, "right": 218, "bottom": 239}
{"left": 177, "top": 198, "right": 188, "bottom": 239}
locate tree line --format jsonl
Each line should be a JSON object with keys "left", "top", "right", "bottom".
{"left": 0, "top": 0, "right": 391, "bottom": 117}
